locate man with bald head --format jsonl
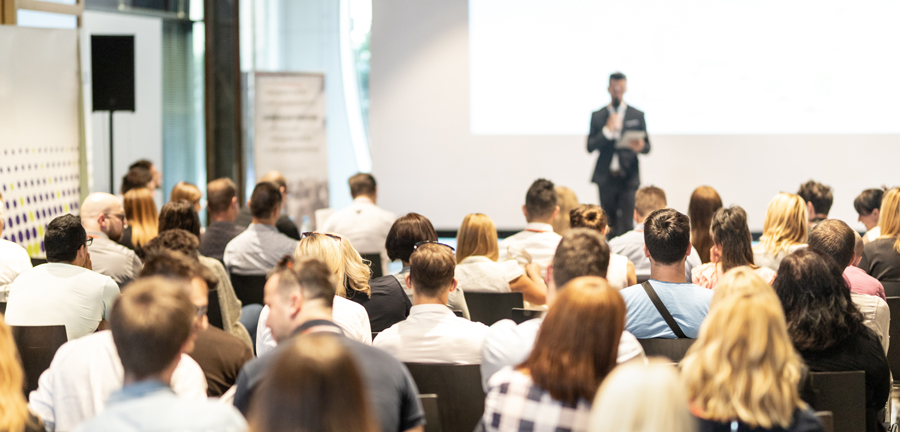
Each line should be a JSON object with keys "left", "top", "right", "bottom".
{"left": 81, "top": 193, "right": 142, "bottom": 286}
{"left": 235, "top": 171, "right": 300, "bottom": 240}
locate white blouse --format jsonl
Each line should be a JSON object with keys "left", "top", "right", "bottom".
{"left": 455, "top": 256, "right": 525, "bottom": 293}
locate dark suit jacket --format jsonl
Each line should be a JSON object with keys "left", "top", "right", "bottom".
{"left": 587, "top": 105, "right": 651, "bottom": 187}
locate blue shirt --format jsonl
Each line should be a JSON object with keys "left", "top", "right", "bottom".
{"left": 620, "top": 280, "right": 713, "bottom": 338}
{"left": 75, "top": 380, "right": 247, "bottom": 432}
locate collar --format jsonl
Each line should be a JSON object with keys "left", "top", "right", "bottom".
{"left": 353, "top": 196, "right": 375, "bottom": 205}
{"left": 524, "top": 222, "right": 554, "bottom": 233}
{"left": 108, "top": 380, "right": 172, "bottom": 405}
{"left": 460, "top": 255, "right": 494, "bottom": 264}
{"left": 248, "top": 223, "right": 279, "bottom": 232}
{"left": 410, "top": 303, "right": 456, "bottom": 316}
{"left": 291, "top": 319, "right": 344, "bottom": 337}
{"left": 633, "top": 223, "right": 644, "bottom": 233}
{"left": 85, "top": 230, "right": 109, "bottom": 240}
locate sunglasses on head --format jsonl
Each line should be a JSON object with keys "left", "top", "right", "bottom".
{"left": 413, "top": 240, "right": 455, "bottom": 252}
{"left": 301, "top": 232, "right": 342, "bottom": 242}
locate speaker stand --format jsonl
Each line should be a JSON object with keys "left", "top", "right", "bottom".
{"left": 108, "top": 110, "right": 115, "bottom": 194}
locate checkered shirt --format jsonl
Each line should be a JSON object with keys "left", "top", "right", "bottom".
{"left": 482, "top": 367, "right": 592, "bottom": 432}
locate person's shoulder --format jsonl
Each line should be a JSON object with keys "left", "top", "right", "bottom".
{"left": 626, "top": 105, "right": 646, "bottom": 116}
{"left": 619, "top": 283, "right": 644, "bottom": 300}
{"left": 485, "top": 318, "right": 539, "bottom": 347}
{"left": 334, "top": 295, "right": 368, "bottom": 315}
{"left": 369, "top": 274, "right": 403, "bottom": 292}
{"left": 55, "top": 329, "right": 114, "bottom": 358}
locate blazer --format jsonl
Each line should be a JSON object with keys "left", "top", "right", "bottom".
{"left": 587, "top": 105, "right": 651, "bottom": 186}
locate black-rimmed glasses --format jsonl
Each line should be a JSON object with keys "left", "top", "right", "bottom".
{"left": 84, "top": 237, "right": 93, "bottom": 247}
{"left": 301, "top": 232, "right": 342, "bottom": 242}
{"left": 413, "top": 241, "right": 455, "bottom": 252}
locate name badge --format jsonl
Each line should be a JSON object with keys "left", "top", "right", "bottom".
{"left": 625, "top": 119, "right": 640, "bottom": 127}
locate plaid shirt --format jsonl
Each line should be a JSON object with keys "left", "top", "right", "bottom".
{"left": 483, "top": 367, "right": 592, "bottom": 432}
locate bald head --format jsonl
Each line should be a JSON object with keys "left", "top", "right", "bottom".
{"left": 81, "top": 192, "right": 126, "bottom": 241}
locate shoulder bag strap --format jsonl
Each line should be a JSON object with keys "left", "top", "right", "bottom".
{"left": 641, "top": 281, "right": 688, "bottom": 338}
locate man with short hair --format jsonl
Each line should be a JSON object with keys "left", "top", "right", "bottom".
{"left": 129, "top": 159, "right": 162, "bottom": 190}
{"left": 798, "top": 180, "right": 833, "bottom": 229}
{"left": 234, "top": 257, "right": 425, "bottom": 432}
{"left": 81, "top": 192, "right": 142, "bottom": 286}
{"left": 619, "top": 209, "right": 713, "bottom": 339}
{"left": 198, "top": 178, "right": 245, "bottom": 262}
{"left": 609, "top": 185, "right": 701, "bottom": 279}
{"left": 224, "top": 182, "right": 300, "bottom": 275}
{"left": 497, "top": 178, "right": 562, "bottom": 278}
{"left": 481, "top": 228, "right": 644, "bottom": 389}
{"left": 374, "top": 243, "right": 488, "bottom": 363}
{"left": 0, "top": 191, "right": 32, "bottom": 295}
{"left": 5, "top": 214, "right": 120, "bottom": 340}
{"left": 76, "top": 277, "right": 246, "bottom": 432}
{"left": 120, "top": 167, "right": 154, "bottom": 195}
{"left": 322, "top": 173, "right": 396, "bottom": 276}
{"left": 235, "top": 171, "right": 301, "bottom": 240}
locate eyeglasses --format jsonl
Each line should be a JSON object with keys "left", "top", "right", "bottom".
{"left": 84, "top": 237, "right": 93, "bottom": 247}
{"left": 195, "top": 304, "right": 208, "bottom": 318}
{"left": 413, "top": 241, "right": 455, "bottom": 252}
{"left": 105, "top": 212, "right": 126, "bottom": 220}
{"left": 301, "top": 232, "right": 342, "bottom": 242}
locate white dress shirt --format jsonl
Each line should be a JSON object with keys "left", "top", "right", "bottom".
{"left": 609, "top": 223, "right": 702, "bottom": 280}
{"left": 455, "top": 256, "right": 524, "bottom": 293}
{"left": 374, "top": 304, "right": 489, "bottom": 364}
{"left": 223, "top": 223, "right": 299, "bottom": 275}
{"left": 256, "top": 296, "right": 373, "bottom": 356}
{"left": 497, "top": 222, "right": 562, "bottom": 279}
{"left": 322, "top": 197, "right": 396, "bottom": 276}
{"left": 0, "top": 238, "right": 31, "bottom": 297}
{"left": 28, "top": 331, "right": 207, "bottom": 432}
{"left": 5, "top": 263, "right": 120, "bottom": 340}
{"left": 852, "top": 293, "right": 890, "bottom": 354}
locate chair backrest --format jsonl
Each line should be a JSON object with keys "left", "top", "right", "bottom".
{"left": 801, "top": 371, "right": 865, "bottom": 432}
{"left": 10, "top": 325, "right": 67, "bottom": 395}
{"left": 883, "top": 282, "right": 900, "bottom": 298}
{"left": 229, "top": 273, "right": 268, "bottom": 306}
{"left": 816, "top": 411, "right": 835, "bottom": 432}
{"left": 637, "top": 338, "right": 696, "bottom": 362}
{"left": 30, "top": 257, "right": 48, "bottom": 267}
{"left": 360, "top": 253, "right": 383, "bottom": 278}
{"left": 464, "top": 292, "right": 524, "bottom": 326}
{"left": 207, "top": 287, "right": 225, "bottom": 330}
{"left": 511, "top": 308, "right": 544, "bottom": 325}
{"left": 636, "top": 274, "right": 651, "bottom": 284}
{"left": 404, "top": 363, "right": 485, "bottom": 432}
{"left": 886, "top": 297, "right": 900, "bottom": 379}
{"left": 419, "top": 394, "right": 444, "bottom": 432}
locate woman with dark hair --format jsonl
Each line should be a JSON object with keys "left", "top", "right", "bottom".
{"left": 773, "top": 249, "right": 889, "bottom": 432}
{"left": 159, "top": 200, "right": 202, "bottom": 239}
{"left": 568, "top": 204, "right": 636, "bottom": 289}
{"left": 688, "top": 186, "right": 723, "bottom": 264}
{"left": 860, "top": 188, "right": 900, "bottom": 295}
{"left": 692, "top": 206, "right": 776, "bottom": 289}
{"left": 855, "top": 188, "right": 885, "bottom": 244}
{"left": 482, "top": 277, "right": 624, "bottom": 432}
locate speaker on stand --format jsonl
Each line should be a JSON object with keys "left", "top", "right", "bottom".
{"left": 91, "top": 35, "right": 135, "bottom": 194}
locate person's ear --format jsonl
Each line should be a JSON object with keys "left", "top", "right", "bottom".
{"left": 551, "top": 206, "right": 560, "bottom": 221}
{"left": 405, "top": 273, "right": 413, "bottom": 290}
{"left": 633, "top": 209, "right": 641, "bottom": 223}
{"left": 448, "top": 277, "right": 458, "bottom": 293}
{"left": 806, "top": 201, "right": 815, "bottom": 218}
{"left": 231, "top": 196, "right": 238, "bottom": 209}
{"left": 602, "top": 226, "right": 609, "bottom": 236}
{"left": 686, "top": 243, "right": 693, "bottom": 258}
{"left": 644, "top": 244, "right": 651, "bottom": 258}
{"left": 522, "top": 205, "right": 529, "bottom": 220}
{"left": 289, "top": 291, "right": 304, "bottom": 318}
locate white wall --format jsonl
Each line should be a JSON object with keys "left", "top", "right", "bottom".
{"left": 369, "top": 0, "right": 900, "bottom": 231}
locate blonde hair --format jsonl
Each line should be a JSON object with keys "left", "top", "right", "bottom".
{"left": 552, "top": 186, "right": 579, "bottom": 235}
{"left": 456, "top": 214, "right": 499, "bottom": 263}
{"left": 123, "top": 187, "right": 159, "bottom": 248}
{"left": 170, "top": 181, "right": 202, "bottom": 206}
{"left": 294, "top": 234, "right": 371, "bottom": 298}
{"left": 711, "top": 267, "right": 776, "bottom": 307}
{"left": 877, "top": 188, "right": 900, "bottom": 253}
{"left": 0, "top": 315, "right": 38, "bottom": 432}
{"left": 590, "top": 360, "right": 694, "bottom": 432}
{"left": 681, "top": 290, "right": 805, "bottom": 429}
{"left": 758, "top": 193, "right": 808, "bottom": 256}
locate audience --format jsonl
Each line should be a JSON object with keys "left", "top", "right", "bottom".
{"left": 224, "top": 182, "right": 299, "bottom": 276}
{"left": 80, "top": 192, "right": 142, "bottom": 286}
{"left": 169, "top": 181, "right": 203, "bottom": 213}
{"left": 199, "top": 178, "right": 245, "bottom": 261}
{"left": 753, "top": 192, "right": 808, "bottom": 271}
{"left": 773, "top": 249, "right": 890, "bottom": 432}
{"left": 247, "top": 334, "right": 377, "bottom": 432}
{"left": 322, "top": 173, "right": 396, "bottom": 276}
{"left": 235, "top": 171, "right": 301, "bottom": 240}
{"left": 568, "top": 204, "right": 637, "bottom": 288}
{"left": 860, "top": 188, "right": 900, "bottom": 295}
{"left": 374, "top": 242, "right": 489, "bottom": 363}
{"left": 798, "top": 179, "right": 833, "bottom": 230}
{"left": 856, "top": 188, "right": 885, "bottom": 244}
{"left": 0, "top": 314, "right": 44, "bottom": 432}
{"left": 688, "top": 186, "right": 723, "bottom": 264}
{"left": 0, "top": 191, "right": 32, "bottom": 293}
{"left": 551, "top": 186, "right": 579, "bottom": 235}
{"left": 119, "top": 167, "right": 154, "bottom": 196}
{"left": 691, "top": 206, "right": 776, "bottom": 289}
{"left": 75, "top": 277, "right": 246, "bottom": 432}
{"left": 119, "top": 187, "right": 158, "bottom": 253}
{"left": 482, "top": 277, "right": 623, "bottom": 432}
{"left": 233, "top": 256, "right": 425, "bottom": 432}
{"left": 497, "top": 178, "right": 562, "bottom": 278}
{"left": 454, "top": 213, "right": 547, "bottom": 304}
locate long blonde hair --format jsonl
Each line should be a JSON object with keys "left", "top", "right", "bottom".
{"left": 294, "top": 233, "right": 371, "bottom": 298}
{"left": 552, "top": 186, "right": 579, "bottom": 235}
{"left": 0, "top": 315, "right": 37, "bottom": 432}
{"left": 758, "top": 193, "right": 808, "bottom": 255}
{"left": 456, "top": 213, "right": 499, "bottom": 263}
{"left": 877, "top": 188, "right": 900, "bottom": 253}
{"left": 590, "top": 360, "right": 695, "bottom": 432}
{"left": 124, "top": 187, "right": 159, "bottom": 248}
{"left": 681, "top": 288, "right": 805, "bottom": 429}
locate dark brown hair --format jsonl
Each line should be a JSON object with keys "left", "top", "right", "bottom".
{"left": 524, "top": 178, "right": 557, "bottom": 220}
{"left": 139, "top": 248, "right": 217, "bottom": 292}
{"left": 797, "top": 180, "right": 833, "bottom": 216}
{"left": 710, "top": 206, "right": 756, "bottom": 273}
{"left": 272, "top": 256, "right": 337, "bottom": 307}
{"left": 808, "top": 219, "right": 856, "bottom": 268}
{"left": 569, "top": 204, "right": 608, "bottom": 233}
{"left": 551, "top": 228, "right": 610, "bottom": 288}
{"left": 688, "top": 186, "right": 722, "bottom": 263}
{"left": 250, "top": 182, "right": 283, "bottom": 219}
{"left": 644, "top": 208, "right": 691, "bottom": 265}
{"left": 409, "top": 243, "right": 456, "bottom": 297}
{"left": 348, "top": 173, "right": 376, "bottom": 198}
{"left": 158, "top": 200, "right": 201, "bottom": 238}
{"left": 385, "top": 213, "right": 437, "bottom": 263}
{"left": 141, "top": 229, "right": 200, "bottom": 259}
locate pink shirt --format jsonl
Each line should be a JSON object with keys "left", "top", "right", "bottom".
{"left": 844, "top": 265, "right": 886, "bottom": 300}
{"left": 691, "top": 262, "right": 777, "bottom": 289}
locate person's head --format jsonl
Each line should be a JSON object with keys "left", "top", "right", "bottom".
{"left": 138, "top": 249, "right": 214, "bottom": 333}
{"left": 158, "top": 200, "right": 201, "bottom": 239}
{"left": 80, "top": 192, "right": 127, "bottom": 242}
{"left": 259, "top": 171, "right": 288, "bottom": 199}
{"left": 759, "top": 193, "right": 808, "bottom": 255}
{"left": 643, "top": 208, "right": 691, "bottom": 267}
{"left": 348, "top": 173, "right": 377, "bottom": 201}
{"left": 0, "top": 315, "right": 38, "bottom": 432}
{"left": 264, "top": 256, "right": 337, "bottom": 343}
{"left": 551, "top": 186, "right": 579, "bottom": 235}
{"left": 772, "top": 248, "right": 864, "bottom": 351}
{"left": 110, "top": 277, "right": 196, "bottom": 383}
{"left": 878, "top": 188, "right": 900, "bottom": 253}
{"left": 408, "top": 242, "right": 457, "bottom": 303}
{"left": 797, "top": 180, "right": 833, "bottom": 220}
{"left": 169, "top": 182, "right": 202, "bottom": 213}
{"left": 141, "top": 229, "right": 200, "bottom": 260}
{"left": 710, "top": 266, "right": 777, "bottom": 307}
{"left": 249, "top": 182, "right": 283, "bottom": 223}
{"left": 681, "top": 290, "right": 804, "bottom": 429}
{"left": 123, "top": 187, "right": 159, "bottom": 248}
{"left": 45, "top": 214, "right": 89, "bottom": 265}
{"left": 808, "top": 219, "right": 856, "bottom": 269}
{"left": 633, "top": 186, "right": 667, "bottom": 223}
{"left": 608, "top": 71, "right": 627, "bottom": 105}
{"left": 590, "top": 360, "right": 694, "bottom": 432}
{"left": 688, "top": 186, "right": 722, "bottom": 263}
{"left": 206, "top": 178, "right": 239, "bottom": 220}
{"left": 569, "top": 204, "right": 609, "bottom": 235}
{"left": 386, "top": 213, "right": 437, "bottom": 264}
{"left": 129, "top": 159, "right": 161, "bottom": 189}
{"left": 456, "top": 213, "right": 499, "bottom": 263}
{"left": 550, "top": 228, "right": 610, "bottom": 300}
{"left": 520, "top": 277, "right": 624, "bottom": 405}
{"left": 120, "top": 167, "right": 153, "bottom": 195}
{"left": 854, "top": 188, "right": 885, "bottom": 231}
{"left": 523, "top": 178, "right": 559, "bottom": 223}
{"left": 248, "top": 333, "right": 377, "bottom": 432}
{"left": 853, "top": 230, "right": 865, "bottom": 266}
{"left": 710, "top": 206, "right": 756, "bottom": 272}
{"left": 295, "top": 232, "right": 370, "bottom": 298}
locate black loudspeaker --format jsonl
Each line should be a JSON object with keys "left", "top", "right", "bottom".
{"left": 91, "top": 35, "right": 135, "bottom": 112}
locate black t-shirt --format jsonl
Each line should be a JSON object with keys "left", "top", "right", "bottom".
{"left": 198, "top": 221, "right": 245, "bottom": 263}
{"left": 189, "top": 326, "right": 254, "bottom": 397}
{"left": 697, "top": 408, "right": 824, "bottom": 432}
{"left": 349, "top": 275, "right": 412, "bottom": 333}
{"left": 860, "top": 238, "right": 900, "bottom": 287}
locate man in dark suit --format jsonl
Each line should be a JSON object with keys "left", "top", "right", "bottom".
{"left": 587, "top": 72, "right": 651, "bottom": 238}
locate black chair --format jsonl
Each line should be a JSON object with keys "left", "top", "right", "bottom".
{"left": 452, "top": 310, "right": 464, "bottom": 318}
{"left": 801, "top": 371, "right": 865, "bottom": 432}
{"left": 419, "top": 394, "right": 444, "bottom": 432}
{"left": 464, "top": 292, "right": 524, "bottom": 326}
{"left": 405, "top": 363, "right": 485, "bottom": 432}
{"left": 885, "top": 284, "right": 900, "bottom": 299}
{"left": 372, "top": 332, "right": 380, "bottom": 341}
{"left": 229, "top": 273, "right": 268, "bottom": 306}
{"left": 886, "top": 297, "right": 900, "bottom": 381}
{"left": 815, "top": 412, "right": 834, "bottom": 432}
{"left": 637, "top": 338, "right": 696, "bottom": 363}
{"left": 360, "top": 253, "right": 383, "bottom": 278}
{"left": 30, "top": 257, "right": 47, "bottom": 267}
{"left": 511, "top": 308, "right": 544, "bottom": 324}
{"left": 10, "top": 325, "right": 67, "bottom": 395}
{"left": 636, "top": 274, "right": 651, "bottom": 284}
{"left": 207, "top": 287, "right": 225, "bottom": 330}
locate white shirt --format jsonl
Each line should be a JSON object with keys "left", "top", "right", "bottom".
{"left": 322, "top": 197, "right": 396, "bottom": 276}
{"left": 5, "top": 263, "right": 120, "bottom": 340}
{"left": 455, "top": 256, "right": 524, "bottom": 293}
{"left": 851, "top": 292, "right": 890, "bottom": 355}
{"left": 606, "top": 252, "right": 629, "bottom": 290}
{"left": 374, "top": 304, "right": 489, "bottom": 364}
{"left": 28, "top": 331, "right": 207, "bottom": 432}
{"left": 0, "top": 238, "right": 31, "bottom": 296}
{"left": 609, "top": 223, "right": 702, "bottom": 280}
{"left": 256, "top": 296, "right": 373, "bottom": 356}
{"left": 223, "top": 223, "right": 299, "bottom": 275}
{"left": 865, "top": 226, "right": 882, "bottom": 243}
{"left": 497, "top": 222, "right": 562, "bottom": 279}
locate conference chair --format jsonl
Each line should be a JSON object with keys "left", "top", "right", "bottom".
{"left": 404, "top": 363, "right": 485, "bottom": 432}
{"left": 886, "top": 298, "right": 900, "bottom": 390}
{"left": 884, "top": 283, "right": 900, "bottom": 299}
{"left": 815, "top": 412, "right": 835, "bottom": 432}
{"left": 510, "top": 308, "right": 544, "bottom": 324}
{"left": 464, "top": 292, "right": 524, "bottom": 326}
{"left": 30, "top": 257, "right": 47, "bottom": 267}
{"left": 229, "top": 273, "right": 267, "bottom": 306}
{"left": 206, "top": 287, "right": 225, "bottom": 330}
{"left": 800, "top": 371, "right": 865, "bottom": 432}
{"left": 419, "top": 394, "right": 444, "bottom": 432}
{"left": 636, "top": 274, "right": 651, "bottom": 284}
{"left": 10, "top": 325, "right": 67, "bottom": 395}
{"left": 360, "top": 253, "right": 383, "bottom": 278}
{"left": 637, "top": 338, "right": 696, "bottom": 363}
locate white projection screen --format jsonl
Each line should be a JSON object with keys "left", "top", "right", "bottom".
{"left": 369, "top": 0, "right": 900, "bottom": 232}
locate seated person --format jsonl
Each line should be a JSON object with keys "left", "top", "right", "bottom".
{"left": 80, "top": 193, "right": 142, "bottom": 286}
{"left": 859, "top": 188, "right": 900, "bottom": 293}
{"left": 849, "top": 230, "right": 886, "bottom": 300}
{"left": 590, "top": 361, "right": 694, "bottom": 432}
{"left": 619, "top": 208, "right": 713, "bottom": 339}
{"left": 5, "top": 214, "right": 120, "bottom": 340}
{"left": 753, "top": 192, "right": 808, "bottom": 271}
{"left": 497, "top": 178, "right": 562, "bottom": 278}
{"left": 374, "top": 242, "right": 489, "bottom": 364}
{"left": 336, "top": 235, "right": 410, "bottom": 333}
{"left": 797, "top": 179, "right": 833, "bottom": 231}
{"left": 855, "top": 188, "right": 884, "bottom": 244}
{"left": 691, "top": 206, "right": 776, "bottom": 289}
{"left": 0, "top": 192, "right": 32, "bottom": 293}
{"left": 224, "top": 182, "right": 299, "bottom": 276}
{"left": 568, "top": 204, "right": 636, "bottom": 289}
{"left": 234, "top": 171, "right": 300, "bottom": 240}
{"left": 199, "top": 178, "right": 245, "bottom": 262}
